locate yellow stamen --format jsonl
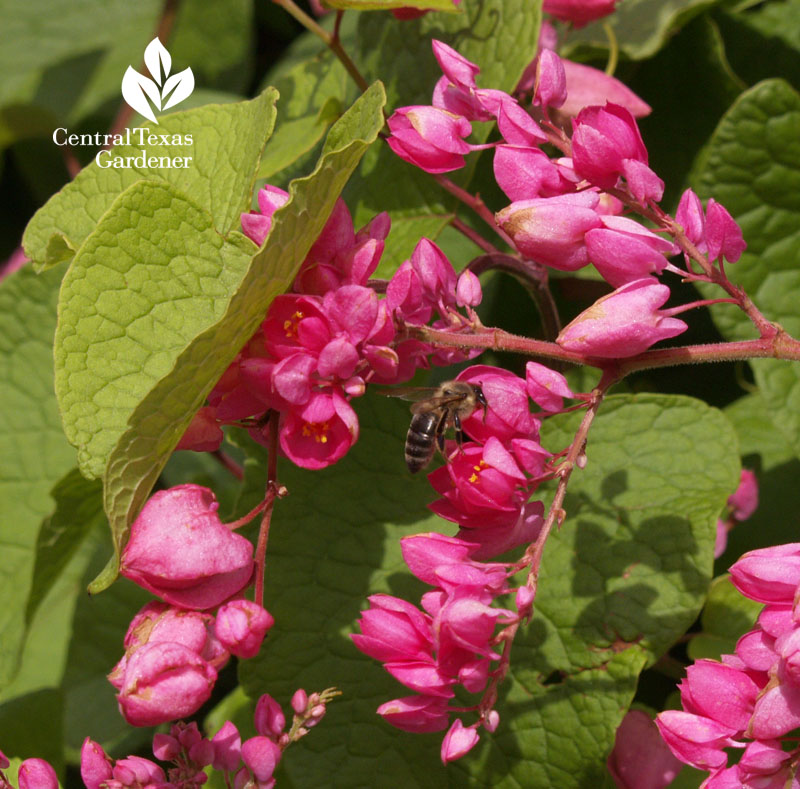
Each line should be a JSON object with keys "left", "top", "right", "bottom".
{"left": 301, "top": 421, "right": 330, "bottom": 443}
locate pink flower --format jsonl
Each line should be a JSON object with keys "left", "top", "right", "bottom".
{"left": 525, "top": 361, "right": 574, "bottom": 412}
{"left": 532, "top": 49, "right": 567, "bottom": 109}
{"left": 556, "top": 279, "right": 688, "bottom": 358}
{"left": 241, "top": 736, "right": 282, "bottom": 783}
{"left": 493, "top": 145, "right": 572, "bottom": 201}
{"left": 678, "top": 660, "right": 759, "bottom": 732}
{"left": 543, "top": 0, "right": 618, "bottom": 27}
{"left": 387, "top": 105, "right": 476, "bottom": 174}
{"left": 706, "top": 200, "right": 746, "bottom": 264}
{"left": 241, "top": 185, "right": 290, "bottom": 246}
{"left": 729, "top": 469, "right": 758, "bottom": 521}
{"left": 120, "top": 485, "right": 255, "bottom": 610}
{"left": 457, "top": 365, "right": 538, "bottom": 443}
{"left": 115, "top": 641, "right": 218, "bottom": 726}
{"left": 607, "top": 710, "right": 682, "bottom": 789}
{"left": 352, "top": 594, "right": 434, "bottom": 664}
{"left": 80, "top": 738, "right": 113, "bottom": 789}
{"left": 279, "top": 388, "right": 358, "bottom": 469}
{"left": 215, "top": 599, "right": 275, "bottom": 659}
{"left": 254, "top": 694, "right": 286, "bottom": 741}
{"left": 585, "top": 215, "right": 679, "bottom": 287}
{"left": 111, "top": 755, "right": 166, "bottom": 786}
{"left": 572, "top": 103, "right": 663, "bottom": 202}
{"left": 17, "top": 758, "right": 58, "bottom": 789}
{"left": 495, "top": 192, "right": 603, "bottom": 271}
{"left": 376, "top": 694, "right": 451, "bottom": 733}
{"left": 655, "top": 710, "right": 738, "bottom": 771}
{"left": 729, "top": 544, "right": 800, "bottom": 605}
{"left": 441, "top": 719, "right": 480, "bottom": 763}
{"left": 176, "top": 405, "right": 224, "bottom": 452}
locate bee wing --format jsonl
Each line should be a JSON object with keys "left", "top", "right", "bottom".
{"left": 409, "top": 394, "right": 469, "bottom": 414}
{"left": 374, "top": 385, "right": 439, "bottom": 402}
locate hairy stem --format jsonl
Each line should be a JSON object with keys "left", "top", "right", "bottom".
{"left": 270, "top": 0, "right": 370, "bottom": 92}
{"left": 254, "top": 415, "right": 286, "bottom": 606}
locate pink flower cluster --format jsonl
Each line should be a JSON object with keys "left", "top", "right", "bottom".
{"left": 78, "top": 690, "right": 327, "bottom": 788}
{"left": 352, "top": 533, "right": 527, "bottom": 762}
{"left": 180, "top": 188, "right": 481, "bottom": 470}
{"left": 428, "top": 362, "right": 574, "bottom": 559}
{"left": 353, "top": 363, "right": 578, "bottom": 761}
{"left": 656, "top": 543, "right": 800, "bottom": 787}
{"left": 115, "top": 485, "right": 273, "bottom": 726}
{"left": 385, "top": 41, "right": 748, "bottom": 360}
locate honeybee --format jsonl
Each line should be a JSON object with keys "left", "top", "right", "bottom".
{"left": 401, "top": 380, "right": 487, "bottom": 473}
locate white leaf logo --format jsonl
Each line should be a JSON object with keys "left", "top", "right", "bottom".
{"left": 121, "top": 38, "right": 194, "bottom": 124}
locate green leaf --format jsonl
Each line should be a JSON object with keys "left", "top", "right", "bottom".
{"left": 724, "top": 392, "right": 795, "bottom": 471}
{"left": 0, "top": 690, "right": 64, "bottom": 773}
{"left": 688, "top": 574, "right": 761, "bottom": 660}
{"left": 23, "top": 89, "right": 279, "bottom": 269}
{"left": 53, "top": 180, "right": 256, "bottom": 480}
{"left": 345, "top": 0, "right": 542, "bottom": 262}
{"left": 257, "top": 50, "right": 350, "bottom": 182}
{"left": 25, "top": 469, "right": 104, "bottom": 626}
{"left": 324, "top": 0, "right": 458, "bottom": 9}
{"left": 235, "top": 391, "right": 735, "bottom": 786}
{"left": 561, "top": 0, "right": 721, "bottom": 61}
{"left": 691, "top": 79, "right": 800, "bottom": 458}
{"left": 95, "top": 82, "right": 386, "bottom": 591}
{"left": 536, "top": 393, "right": 740, "bottom": 669}
{"left": 0, "top": 265, "right": 76, "bottom": 689}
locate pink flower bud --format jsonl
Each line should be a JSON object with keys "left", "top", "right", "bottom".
{"left": 534, "top": 49, "right": 567, "bottom": 109}
{"left": 749, "top": 681, "right": 800, "bottom": 739}
{"left": 571, "top": 103, "right": 652, "bottom": 192}
{"left": 152, "top": 733, "right": 180, "bottom": 761}
{"left": 493, "top": 145, "right": 570, "bottom": 201}
{"left": 585, "top": 215, "right": 678, "bottom": 287}
{"left": 211, "top": 721, "right": 242, "bottom": 772}
{"left": 116, "top": 641, "right": 217, "bottom": 726}
{"left": 387, "top": 106, "right": 475, "bottom": 174}
{"left": 678, "top": 660, "right": 759, "bottom": 731}
{"left": 18, "top": 759, "right": 58, "bottom": 789}
{"left": 496, "top": 99, "right": 548, "bottom": 146}
{"left": 241, "top": 736, "right": 282, "bottom": 782}
{"left": 377, "top": 694, "right": 450, "bottom": 733}
{"left": 607, "top": 710, "right": 682, "bottom": 789}
{"left": 543, "top": 0, "right": 618, "bottom": 27}
{"left": 240, "top": 185, "right": 290, "bottom": 246}
{"left": 432, "top": 39, "right": 479, "bottom": 91}
{"left": 729, "top": 469, "right": 758, "bottom": 522}
{"left": 456, "top": 269, "right": 482, "bottom": 307}
{"left": 655, "top": 710, "right": 738, "bottom": 771}
{"left": 120, "top": 485, "right": 255, "bottom": 611}
{"left": 291, "top": 688, "right": 308, "bottom": 715}
{"left": 556, "top": 279, "right": 688, "bottom": 358}
{"left": 176, "top": 406, "right": 224, "bottom": 452}
{"left": 113, "top": 755, "right": 166, "bottom": 786}
{"left": 483, "top": 710, "right": 500, "bottom": 732}
{"left": 729, "top": 544, "right": 800, "bottom": 605}
{"left": 525, "top": 361, "right": 574, "bottom": 412}
{"left": 706, "top": 199, "right": 746, "bottom": 264}
{"left": 515, "top": 585, "right": 535, "bottom": 612}
{"left": 254, "top": 694, "right": 286, "bottom": 740}
{"left": 497, "top": 192, "right": 602, "bottom": 271}
{"left": 80, "top": 738, "right": 113, "bottom": 789}
{"left": 441, "top": 719, "right": 480, "bottom": 763}
{"left": 352, "top": 594, "right": 434, "bottom": 664}
{"left": 676, "top": 189, "right": 707, "bottom": 252}
{"left": 215, "top": 600, "right": 274, "bottom": 659}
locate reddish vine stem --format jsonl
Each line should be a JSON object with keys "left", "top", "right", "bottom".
{"left": 466, "top": 253, "right": 562, "bottom": 341}
{"left": 104, "top": 0, "right": 181, "bottom": 146}
{"left": 254, "top": 414, "right": 286, "bottom": 606}
{"left": 477, "top": 375, "right": 613, "bottom": 721}
{"left": 270, "top": 0, "right": 370, "bottom": 93}
{"left": 412, "top": 325, "right": 800, "bottom": 372}
{"left": 211, "top": 449, "right": 244, "bottom": 480}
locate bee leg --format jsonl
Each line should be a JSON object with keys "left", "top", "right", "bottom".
{"left": 435, "top": 410, "right": 448, "bottom": 454}
{"left": 453, "top": 413, "right": 465, "bottom": 451}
